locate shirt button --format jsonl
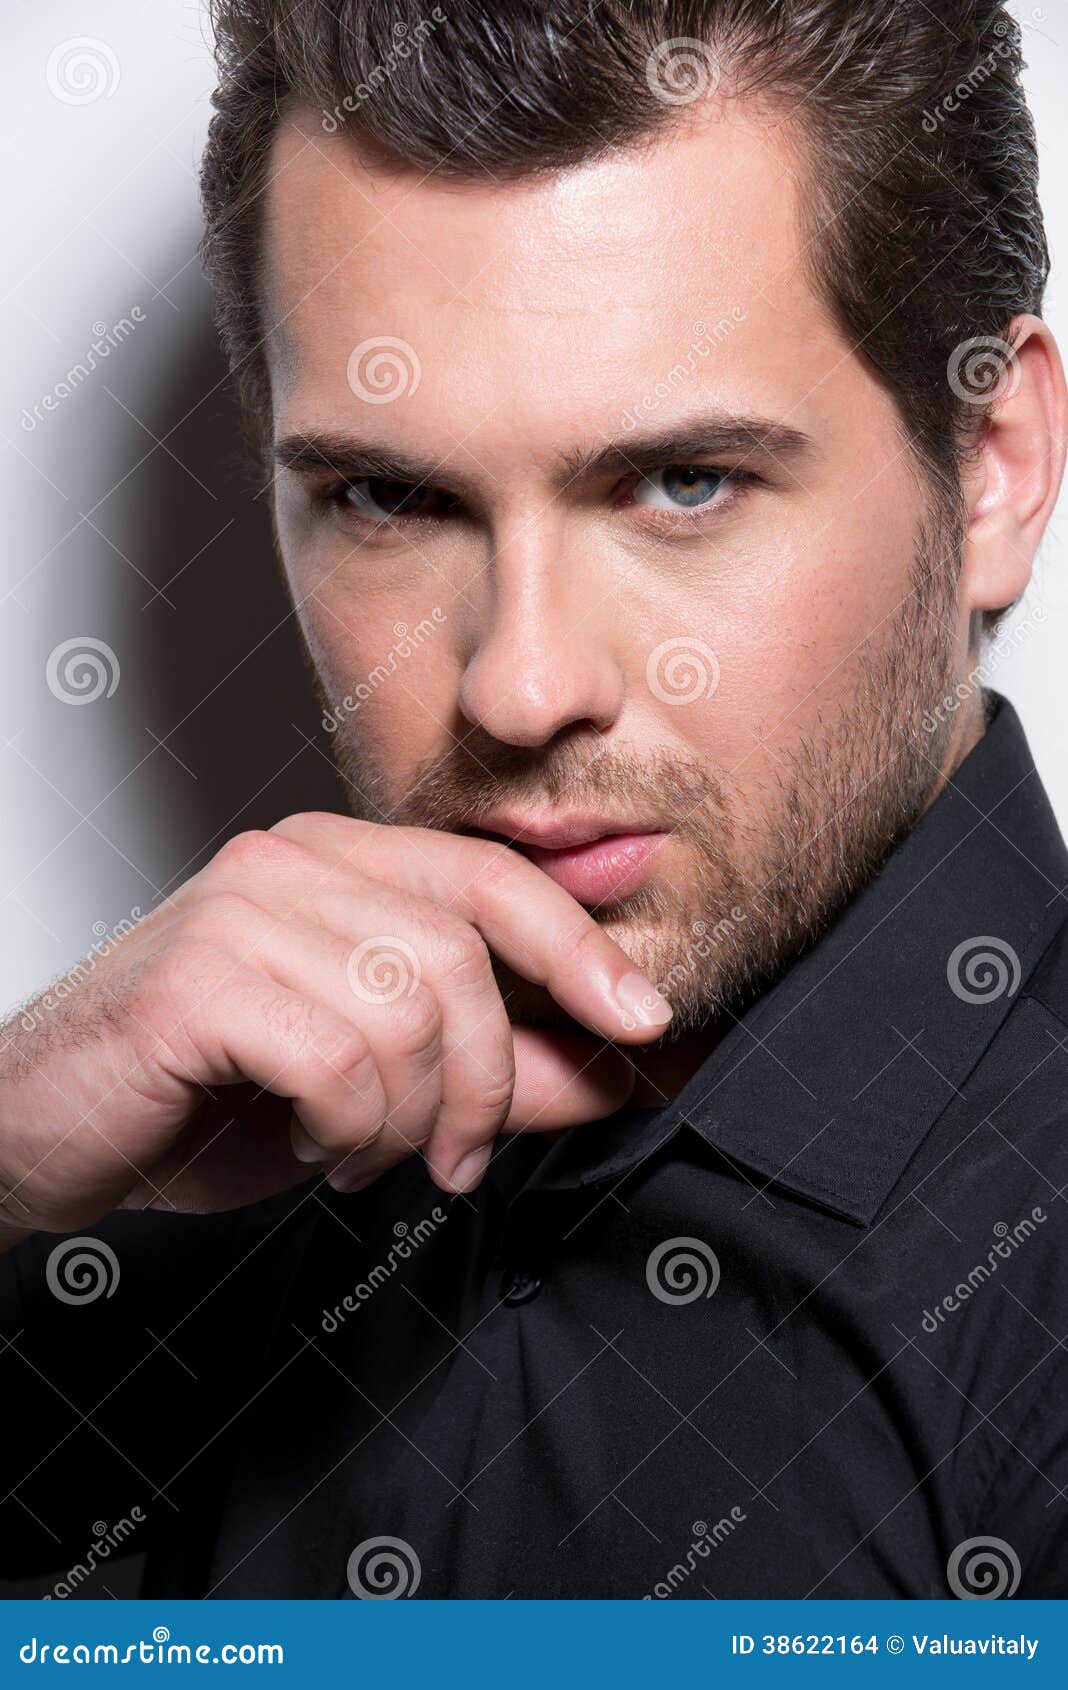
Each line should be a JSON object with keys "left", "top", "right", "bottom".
{"left": 501, "top": 1267, "right": 543, "bottom": 1306}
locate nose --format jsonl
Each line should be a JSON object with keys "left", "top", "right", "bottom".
{"left": 456, "top": 513, "right": 624, "bottom": 747}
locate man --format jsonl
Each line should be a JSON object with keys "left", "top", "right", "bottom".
{"left": 1, "top": 0, "right": 1066, "bottom": 1599}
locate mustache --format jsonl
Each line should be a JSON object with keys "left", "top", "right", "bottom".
{"left": 388, "top": 730, "right": 729, "bottom": 842}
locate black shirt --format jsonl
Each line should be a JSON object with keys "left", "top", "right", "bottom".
{"left": 3, "top": 695, "right": 1067, "bottom": 1599}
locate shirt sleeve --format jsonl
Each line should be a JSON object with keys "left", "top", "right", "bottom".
{"left": 0, "top": 1190, "right": 313, "bottom": 1581}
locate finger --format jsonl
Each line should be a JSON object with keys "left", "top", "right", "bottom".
{"left": 212, "top": 899, "right": 446, "bottom": 1160}
{"left": 185, "top": 886, "right": 516, "bottom": 1193}
{"left": 329, "top": 1026, "right": 638, "bottom": 1196}
{"left": 152, "top": 949, "right": 390, "bottom": 1156}
{"left": 270, "top": 815, "right": 674, "bottom": 1043}
{"left": 506, "top": 1026, "right": 637, "bottom": 1131}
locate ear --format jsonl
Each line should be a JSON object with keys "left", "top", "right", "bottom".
{"left": 958, "top": 315, "right": 1068, "bottom": 615}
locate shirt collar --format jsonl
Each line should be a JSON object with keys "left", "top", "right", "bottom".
{"left": 529, "top": 695, "right": 1068, "bottom": 1226}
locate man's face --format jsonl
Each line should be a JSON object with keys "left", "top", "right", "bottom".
{"left": 265, "top": 101, "right": 969, "bottom": 1033}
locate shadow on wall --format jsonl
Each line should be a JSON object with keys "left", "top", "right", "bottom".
{"left": 0, "top": 310, "right": 341, "bottom": 1602}
{"left": 126, "top": 310, "right": 341, "bottom": 884}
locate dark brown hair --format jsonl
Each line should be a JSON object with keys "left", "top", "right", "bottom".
{"left": 200, "top": 0, "right": 1048, "bottom": 604}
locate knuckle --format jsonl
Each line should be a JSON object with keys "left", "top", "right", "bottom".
{"left": 214, "top": 829, "right": 274, "bottom": 872}
{"left": 467, "top": 839, "right": 523, "bottom": 895}
{"left": 382, "top": 986, "right": 444, "bottom": 1058}
{"left": 348, "top": 1110, "right": 389, "bottom": 1153}
{"left": 431, "top": 926, "right": 492, "bottom": 990}
{"left": 299, "top": 1014, "right": 373, "bottom": 1082}
{"left": 271, "top": 811, "right": 367, "bottom": 850}
{"left": 552, "top": 917, "right": 601, "bottom": 975}
{"left": 215, "top": 827, "right": 313, "bottom": 882}
{"left": 471, "top": 1068, "right": 516, "bottom": 1124}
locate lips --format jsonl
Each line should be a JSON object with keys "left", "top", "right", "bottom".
{"left": 472, "top": 813, "right": 671, "bottom": 904}
{"left": 519, "top": 831, "right": 670, "bottom": 903}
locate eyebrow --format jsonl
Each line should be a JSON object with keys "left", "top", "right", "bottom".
{"left": 274, "top": 412, "right": 814, "bottom": 499}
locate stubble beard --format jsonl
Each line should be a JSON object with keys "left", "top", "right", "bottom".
{"left": 323, "top": 512, "right": 964, "bottom": 1041}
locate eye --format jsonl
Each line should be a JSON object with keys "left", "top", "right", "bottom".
{"left": 631, "top": 464, "right": 736, "bottom": 512}
{"left": 338, "top": 477, "right": 454, "bottom": 523}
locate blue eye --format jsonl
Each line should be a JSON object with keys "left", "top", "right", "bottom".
{"left": 632, "top": 465, "right": 731, "bottom": 511}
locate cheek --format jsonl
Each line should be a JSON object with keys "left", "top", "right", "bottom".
{"left": 300, "top": 589, "right": 461, "bottom": 784}
{"left": 655, "top": 500, "right": 924, "bottom": 780}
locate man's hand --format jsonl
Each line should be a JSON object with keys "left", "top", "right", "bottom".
{"left": 0, "top": 813, "right": 672, "bottom": 1237}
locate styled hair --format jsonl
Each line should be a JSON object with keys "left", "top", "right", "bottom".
{"left": 200, "top": 0, "right": 1048, "bottom": 609}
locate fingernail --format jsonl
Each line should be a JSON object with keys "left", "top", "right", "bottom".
{"left": 290, "top": 1118, "right": 330, "bottom": 1163}
{"left": 615, "top": 970, "right": 673, "bottom": 1029}
{"left": 448, "top": 1145, "right": 493, "bottom": 1192}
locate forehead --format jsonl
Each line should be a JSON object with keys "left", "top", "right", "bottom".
{"left": 262, "top": 101, "right": 835, "bottom": 443}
